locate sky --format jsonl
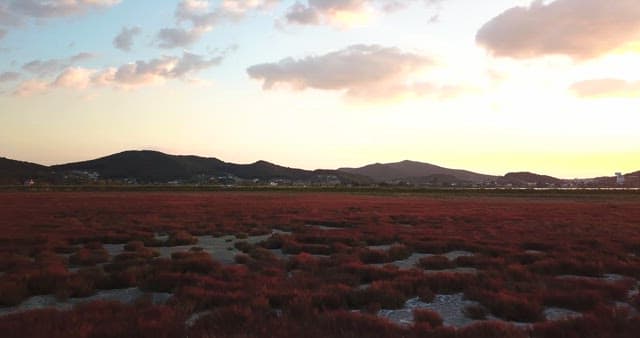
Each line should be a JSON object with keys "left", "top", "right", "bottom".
{"left": 0, "top": 0, "right": 639, "bottom": 178}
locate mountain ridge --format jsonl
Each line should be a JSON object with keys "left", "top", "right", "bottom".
{"left": 339, "top": 160, "right": 498, "bottom": 184}
{"left": 47, "top": 150, "right": 371, "bottom": 184}
{"left": 0, "top": 150, "right": 637, "bottom": 187}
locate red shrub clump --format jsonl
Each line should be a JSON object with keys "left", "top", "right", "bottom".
{"left": 413, "top": 308, "right": 443, "bottom": 327}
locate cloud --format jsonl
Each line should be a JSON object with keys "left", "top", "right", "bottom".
{"left": 113, "top": 26, "right": 141, "bottom": 52}
{"left": 283, "top": 0, "right": 441, "bottom": 27}
{"left": 246, "top": 44, "right": 456, "bottom": 100}
{"left": 571, "top": 79, "right": 640, "bottom": 98}
{"left": 13, "top": 79, "right": 49, "bottom": 96}
{"left": 0, "top": 29, "right": 5, "bottom": 39}
{"left": 219, "top": 0, "right": 280, "bottom": 19}
{"left": 476, "top": 0, "right": 640, "bottom": 60}
{"left": 110, "top": 51, "right": 225, "bottom": 86}
{"left": 0, "top": 5, "right": 22, "bottom": 26}
{"left": 0, "top": 1, "right": 120, "bottom": 37}
{"left": 22, "top": 52, "right": 96, "bottom": 76}
{"left": 9, "top": 0, "right": 121, "bottom": 18}
{"left": 11, "top": 51, "right": 227, "bottom": 96}
{"left": 156, "top": 0, "right": 279, "bottom": 49}
{"left": 0, "top": 71, "right": 20, "bottom": 82}
{"left": 52, "top": 67, "right": 94, "bottom": 89}
{"left": 156, "top": 27, "right": 207, "bottom": 49}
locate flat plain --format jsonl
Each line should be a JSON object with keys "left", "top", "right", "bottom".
{"left": 1, "top": 191, "right": 639, "bottom": 338}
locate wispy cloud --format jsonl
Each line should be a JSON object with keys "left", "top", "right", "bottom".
{"left": 11, "top": 51, "right": 229, "bottom": 96}
{"left": 9, "top": 0, "right": 121, "bottom": 18}
{"left": 156, "top": 0, "right": 280, "bottom": 49}
{"left": 13, "top": 79, "right": 49, "bottom": 96}
{"left": 477, "top": 0, "right": 640, "bottom": 60}
{"left": 0, "top": 71, "right": 20, "bottom": 82}
{"left": 283, "top": 0, "right": 442, "bottom": 27}
{"left": 0, "top": 0, "right": 120, "bottom": 38}
{"left": 22, "top": 53, "right": 96, "bottom": 76}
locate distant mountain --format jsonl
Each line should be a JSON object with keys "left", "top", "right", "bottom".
{"left": 338, "top": 160, "right": 497, "bottom": 184}
{"left": 0, "top": 151, "right": 637, "bottom": 187}
{"left": 498, "top": 172, "right": 565, "bottom": 187}
{"left": 0, "top": 157, "right": 50, "bottom": 184}
{"left": 52, "top": 151, "right": 225, "bottom": 182}
{"left": 50, "top": 150, "right": 372, "bottom": 184}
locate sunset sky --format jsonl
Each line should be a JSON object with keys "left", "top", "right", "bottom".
{"left": 1, "top": 0, "right": 639, "bottom": 178}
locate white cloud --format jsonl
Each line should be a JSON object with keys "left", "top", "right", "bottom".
{"left": 477, "top": 0, "right": 640, "bottom": 60}
{"left": 11, "top": 51, "right": 227, "bottom": 95}
{"left": 13, "top": 79, "right": 49, "bottom": 96}
{"left": 53, "top": 67, "right": 94, "bottom": 89}
{"left": 219, "top": 0, "right": 280, "bottom": 18}
{"left": 246, "top": 44, "right": 460, "bottom": 100}
{"left": 157, "top": 0, "right": 280, "bottom": 49}
{"left": 283, "top": 0, "right": 441, "bottom": 27}
{"left": 571, "top": 79, "right": 640, "bottom": 98}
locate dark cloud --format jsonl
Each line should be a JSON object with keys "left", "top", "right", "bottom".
{"left": 247, "top": 44, "right": 444, "bottom": 100}
{"left": 113, "top": 26, "right": 142, "bottom": 52}
{"left": 477, "top": 0, "right": 640, "bottom": 60}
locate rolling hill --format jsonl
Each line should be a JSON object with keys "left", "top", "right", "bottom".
{"left": 497, "top": 172, "right": 565, "bottom": 187}
{"left": 338, "top": 160, "right": 498, "bottom": 184}
{"left": 0, "top": 151, "right": 637, "bottom": 187}
{"left": 0, "top": 157, "right": 50, "bottom": 184}
{"left": 50, "top": 150, "right": 372, "bottom": 184}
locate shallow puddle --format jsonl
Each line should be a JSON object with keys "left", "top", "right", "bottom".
{"left": 379, "top": 294, "right": 479, "bottom": 327}
{"left": 0, "top": 287, "right": 172, "bottom": 317}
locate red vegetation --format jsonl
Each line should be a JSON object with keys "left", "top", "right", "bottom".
{"left": 413, "top": 308, "right": 443, "bottom": 327}
{"left": 457, "top": 321, "right": 527, "bottom": 338}
{"left": 0, "top": 191, "right": 639, "bottom": 338}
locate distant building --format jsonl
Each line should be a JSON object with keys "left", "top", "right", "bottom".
{"left": 616, "top": 172, "right": 625, "bottom": 185}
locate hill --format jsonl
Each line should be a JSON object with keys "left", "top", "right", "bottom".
{"left": 497, "top": 172, "right": 565, "bottom": 187}
{"left": 0, "top": 151, "right": 637, "bottom": 187}
{"left": 51, "top": 150, "right": 371, "bottom": 184}
{"left": 0, "top": 157, "right": 50, "bottom": 184}
{"left": 338, "top": 160, "right": 497, "bottom": 184}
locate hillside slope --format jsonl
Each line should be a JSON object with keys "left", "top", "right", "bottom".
{"left": 339, "top": 160, "right": 497, "bottom": 183}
